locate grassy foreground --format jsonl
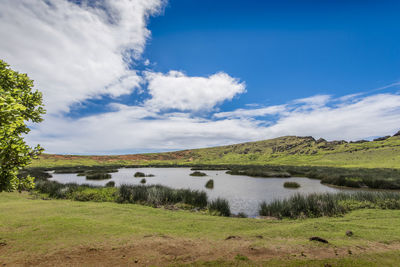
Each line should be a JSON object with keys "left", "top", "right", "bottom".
{"left": 1, "top": 192, "right": 400, "bottom": 266}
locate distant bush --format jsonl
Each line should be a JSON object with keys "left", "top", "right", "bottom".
{"left": 205, "top": 179, "right": 214, "bottom": 189}
{"left": 18, "top": 169, "right": 52, "bottom": 182}
{"left": 283, "top": 182, "right": 300, "bottom": 188}
{"left": 77, "top": 169, "right": 118, "bottom": 176}
{"left": 209, "top": 198, "right": 231, "bottom": 217}
{"left": 140, "top": 178, "right": 146, "bottom": 184}
{"left": 86, "top": 173, "right": 111, "bottom": 180}
{"left": 259, "top": 191, "right": 400, "bottom": 219}
{"left": 190, "top": 171, "right": 207, "bottom": 177}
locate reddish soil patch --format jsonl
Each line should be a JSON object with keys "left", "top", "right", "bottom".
{"left": 40, "top": 150, "right": 194, "bottom": 163}
{"left": 5, "top": 237, "right": 400, "bottom": 266}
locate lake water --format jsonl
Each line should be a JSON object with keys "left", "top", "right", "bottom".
{"left": 49, "top": 167, "right": 347, "bottom": 216}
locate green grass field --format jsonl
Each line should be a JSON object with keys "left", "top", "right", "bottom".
{"left": 1, "top": 192, "right": 400, "bottom": 266}
{"left": 30, "top": 134, "right": 400, "bottom": 169}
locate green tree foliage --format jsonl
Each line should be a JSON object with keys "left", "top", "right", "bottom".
{"left": 0, "top": 60, "right": 45, "bottom": 191}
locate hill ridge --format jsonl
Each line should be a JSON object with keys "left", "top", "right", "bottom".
{"left": 33, "top": 131, "right": 400, "bottom": 168}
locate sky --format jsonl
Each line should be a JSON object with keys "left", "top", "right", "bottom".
{"left": 1, "top": 0, "right": 400, "bottom": 154}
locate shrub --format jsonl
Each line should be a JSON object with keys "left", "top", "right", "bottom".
{"left": 209, "top": 198, "right": 231, "bottom": 217}
{"left": 140, "top": 178, "right": 146, "bottom": 184}
{"left": 205, "top": 179, "right": 214, "bottom": 189}
{"left": 283, "top": 182, "right": 300, "bottom": 188}
{"left": 18, "top": 169, "right": 52, "bottom": 182}
{"left": 190, "top": 171, "right": 207, "bottom": 177}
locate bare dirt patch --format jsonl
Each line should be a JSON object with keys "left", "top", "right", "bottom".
{"left": 6, "top": 237, "right": 400, "bottom": 266}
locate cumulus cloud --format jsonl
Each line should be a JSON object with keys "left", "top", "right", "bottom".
{"left": 0, "top": 0, "right": 164, "bottom": 113}
{"left": 144, "top": 71, "right": 246, "bottom": 111}
{"left": 214, "top": 105, "right": 286, "bottom": 119}
{"left": 4, "top": 1, "right": 400, "bottom": 154}
{"left": 26, "top": 92, "right": 400, "bottom": 154}
{"left": 27, "top": 105, "right": 261, "bottom": 154}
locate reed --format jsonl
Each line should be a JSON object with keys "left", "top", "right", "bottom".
{"left": 208, "top": 198, "right": 231, "bottom": 217}
{"left": 283, "top": 181, "right": 300, "bottom": 188}
{"left": 259, "top": 191, "right": 400, "bottom": 219}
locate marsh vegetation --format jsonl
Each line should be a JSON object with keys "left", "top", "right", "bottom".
{"left": 259, "top": 191, "right": 400, "bottom": 219}
{"left": 20, "top": 166, "right": 400, "bottom": 217}
{"left": 283, "top": 181, "right": 300, "bottom": 188}
{"left": 205, "top": 179, "right": 214, "bottom": 189}
{"left": 190, "top": 171, "right": 207, "bottom": 176}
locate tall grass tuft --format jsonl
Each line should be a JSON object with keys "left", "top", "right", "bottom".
{"left": 259, "top": 192, "right": 400, "bottom": 219}
{"left": 117, "top": 184, "right": 208, "bottom": 208}
{"left": 209, "top": 198, "right": 231, "bottom": 216}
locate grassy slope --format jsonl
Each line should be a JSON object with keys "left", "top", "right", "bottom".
{"left": 1, "top": 192, "right": 400, "bottom": 266}
{"left": 31, "top": 135, "right": 400, "bottom": 168}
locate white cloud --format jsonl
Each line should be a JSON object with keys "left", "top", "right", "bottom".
{"left": 4, "top": 1, "right": 400, "bottom": 154}
{"left": 26, "top": 93, "right": 400, "bottom": 154}
{"left": 144, "top": 71, "right": 246, "bottom": 111}
{"left": 0, "top": 0, "right": 163, "bottom": 113}
{"left": 28, "top": 105, "right": 261, "bottom": 154}
{"left": 214, "top": 105, "right": 286, "bottom": 119}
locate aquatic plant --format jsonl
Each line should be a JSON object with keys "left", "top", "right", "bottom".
{"left": 190, "top": 171, "right": 207, "bottom": 177}
{"left": 134, "top": 172, "right": 146, "bottom": 177}
{"left": 205, "top": 179, "right": 214, "bottom": 189}
{"left": 283, "top": 181, "right": 300, "bottom": 188}
{"left": 86, "top": 173, "right": 111, "bottom": 180}
{"left": 259, "top": 191, "right": 400, "bottom": 219}
{"left": 117, "top": 184, "right": 208, "bottom": 208}
{"left": 105, "top": 181, "right": 115, "bottom": 187}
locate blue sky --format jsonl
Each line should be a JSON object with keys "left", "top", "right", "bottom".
{"left": 1, "top": 0, "right": 400, "bottom": 154}
{"left": 146, "top": 0, "right": 400, "bottom": 105}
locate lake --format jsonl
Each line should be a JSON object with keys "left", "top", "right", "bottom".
{"left": 49, "top": 167, "right": 348, "bottom": 216}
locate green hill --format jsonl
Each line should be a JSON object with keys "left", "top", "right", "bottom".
{"left": 31, "top": 132, "right": 400, "bottom": 168}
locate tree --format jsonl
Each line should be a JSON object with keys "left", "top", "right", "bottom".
{"left": 0, "top": 60, "right": 45, "bottom": 191}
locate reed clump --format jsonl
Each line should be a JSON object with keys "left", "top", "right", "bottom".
{"left": 117, "top": 184, "right": 208, "bottom": 208}
{"left": 134, "top": 172, "right": 146, "bottom": 177}
{"left": 205, "top": 179, "right": 214, "bottom": 189}
{"left": 208, "top": 198, "right": 231, "bottom": 217}
{"left": 283, "top": 182, "right": 300, "bottom": 188}
{"left": 259, "top": 192, "right": 400, "bottom": 219}
{"left": 86, "top": 173, "right": 112, "bottom": 180}
{"left": 190, "top": 171, "right": 207, "bottom": 177}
